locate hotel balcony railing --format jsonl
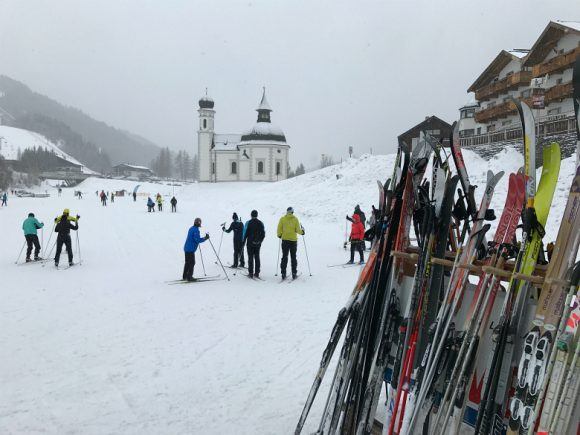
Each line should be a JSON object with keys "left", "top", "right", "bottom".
{"left": 532, "top": 46, "right": 580, "bottom": 77}
{"left": 475, "top": 71, "right": 532, "bottom": 101}
{"left": 544, "top": 82, "right": 573, "bottom": 104}
{"left": 460, "top": 112, "right": 576, "bottom": 147}
{"left": 474, "top": 98, "right": 532, "bottom": 124}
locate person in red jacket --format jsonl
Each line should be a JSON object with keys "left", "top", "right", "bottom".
{"left": 346, "top": 213, "right": 365, "bottom": 264}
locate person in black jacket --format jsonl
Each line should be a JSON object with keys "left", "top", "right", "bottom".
{"left": 223, "top": 212, "right": 244, "bottom": 268}
{"left": 243, "top": 210, "right": 265, "bottom": 278}
{"left": 54, "top": 209, "right": 79, "bottom": 267}
{"left": 170, "top": 196, "right": 177, "bottom": 212}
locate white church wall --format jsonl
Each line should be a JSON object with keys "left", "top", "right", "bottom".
{"left": 215, "top": 152, "right": 239, "bottom": 181}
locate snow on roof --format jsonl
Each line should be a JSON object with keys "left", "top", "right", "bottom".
{"left": 213, "top": 134, "right": 241, "bottom": 150}
{"left": 507, "top": 49, "right": 529, "bottom": 59}
{"left": 116, "top": 163, "right": 152, "bottom": 171}
{"left": 556, "top": 20, "right": 580, "bottom": 32}
{"left": 0, "top": 125, "right": 95, "bottom": 174}
{"left": 243, "top": 122, "right": 285, "bottom": 137}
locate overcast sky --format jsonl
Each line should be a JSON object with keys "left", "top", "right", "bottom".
{"left": 0, "top": 0, "right": 578, "bottom": 166}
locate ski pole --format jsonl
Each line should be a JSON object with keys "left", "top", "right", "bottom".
{"left": 302, "top": 232, "right": 312, "bottom": 277}
{"left": 215, "top": 224, "right": 225, "bottom": 264}
{"left": 14, "top": 240, "right": 26, "bottom": 264}
{"left": 274, "top": 238, "right": 281, "bottom": 276}
{"left": 43, "top": 220, "right": 56, "bottom": 254}
{"left": 76, "top": 230, "right": 82, "bottom": 265}
{"left": 208, "top": 237, "right": 229, "bottom": 281}
{"left": 199, "top": 245, "right": 207, "bottom": 276}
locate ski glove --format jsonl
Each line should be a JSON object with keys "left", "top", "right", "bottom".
{"left": 205, "top": 234, "right": 210, "bottom": 240}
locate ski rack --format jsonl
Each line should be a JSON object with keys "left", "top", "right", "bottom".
{"left": 390, "top": 248, "right": 561, "bottom": 294}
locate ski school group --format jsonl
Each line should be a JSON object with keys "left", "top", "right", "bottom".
{"left": 295, "top": 70, "right": 580, "bottom": 434}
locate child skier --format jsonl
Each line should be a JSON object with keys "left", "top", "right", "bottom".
{"left": 277, "top": 207, "right": 305, "bottom": 279}
{"left": 54, "top": 209, "right": 79, "bottom": 267}
{"left": 223, "top": 213, "right": 244, "bottom": 268}
{"left": 147, "top": 197, "right": 155, "bottom": 212}
{"left": 22, "top": 213, "right": 44, "bottom": 261}
{"left": 183, "top": 217, "right": 209, "bottom": 281}
{"left": 346, "top": 213, "right": 365, "bottom": 264}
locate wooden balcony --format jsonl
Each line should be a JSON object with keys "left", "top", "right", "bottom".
{"left": 532, "top": 46, "right": 580, "bottom": 77}
{"left": 475, "top": 71, "right": 532, "bottom": 101}
{"left": 544, "top": 82, "right": 573, "bottom": 104}
{"left": 475, "top": 97, "right": 532, "bottom": 124}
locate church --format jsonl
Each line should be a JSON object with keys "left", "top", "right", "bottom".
{"left": 196, "top": 89, "right": 291, "bottom": 182}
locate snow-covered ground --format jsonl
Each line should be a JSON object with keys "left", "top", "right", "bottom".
{"left": 0, "top": 148, "right": 576, "bottom": 434}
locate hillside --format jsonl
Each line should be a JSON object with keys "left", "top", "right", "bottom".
{"left": 0, "top": 125, "right": 96, "bottom": 174}
{"left": 0, "top": 75, "right": 160, "bottom": 167}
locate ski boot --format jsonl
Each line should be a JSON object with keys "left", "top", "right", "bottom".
{"left": 25, "top": 258, "right": 32, "bottom": 263}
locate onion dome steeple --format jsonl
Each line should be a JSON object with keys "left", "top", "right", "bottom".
{"left": 198, "top": 88, "right": 214, "bottom": 109}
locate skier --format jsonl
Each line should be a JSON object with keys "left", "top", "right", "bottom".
{"left": 183, "top": 217, "right": 209, "bottom": 281}
{"left": 157, "top": 195, "right": 163, "bottom": 212}
{"left": 243, "top": 210, "right": 265, "bottom": 278}
{"left": 222, "top": 212, "right": 244, "bottom": 268}
{"left": 133, "top": 191, "right": 137, "bottom": 202}
{"left": 346, "top": 213, "right": 365, "bottom": 264}
{"left": 22, "top": 212, "right": 44, "bottom": 262}
{"left": 277, "top": 207, "right": 305, "bottom": 279}
{"left": 1, "top": 192, "right": 7, "bottom": 206}
{"left": 353, "top": 204, "right": 366, "bottom": 227}
{"left": 111, "top": 192, "right": 115, "bottom": 203}
{"left": 58, "top": 187, "right": 62, "bottom": 197}
{"left": 100, "top": 190, "right": 107, "bottom": 206}
{"left": 170, "top": 196, "right": 177, "bottom": 212}
{"left": 54, "top": 209, "right": 79, "bottom": 267}
{"left": 147, "top": 197, "right": 155, "bottom": 212}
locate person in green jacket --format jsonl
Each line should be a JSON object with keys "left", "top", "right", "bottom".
{"left": 277, "top": 207, "right": 305, "bottom": 279}
{"left": 22, "top": 213, "right": 44, "bottom": 261}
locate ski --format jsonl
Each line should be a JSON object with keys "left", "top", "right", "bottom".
{"left": 167, "top": 275, "right": 222, "bottom": 284}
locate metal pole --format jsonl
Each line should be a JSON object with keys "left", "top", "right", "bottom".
{"left": 274, "top": 238, "right": 281, "bottom": 276}
{"left": 43, "top": 220, "right": 56, "bottom": 254}
{"left": 76, "top": 230, "right": 82, "bottom": 265}
{"left": 215, "top": 224, "right": 225, "bottom": 264}
{"left": 302, "top": 233, "right": 313, "bottom": 276}
{"left": 208, "top": 237, "right": 229, "bottom": 281}
{"left": 199, "top": 245, "right": 207, "bottom": 276}
{"left": 14, "top": 240, "right": 26, "bottom": 264}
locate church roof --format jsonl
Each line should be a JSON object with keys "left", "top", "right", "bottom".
{"left": 213, "top": 134, "right": 242, "bottom": 151}
{"left": 240, "top": 88, "right": 287, "bottom": 143}
{"left": 198, "top": 90, "right": 214, "bottom": 109}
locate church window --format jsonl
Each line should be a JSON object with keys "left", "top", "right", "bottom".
{"left": 231, "top": 162, "right": 237, "bottom": 174}
{"left": 257, "top": 161, "right": 264, "bottom": 174}
{"left": 212, "top": 162, "right": 215, "bottom": 174}
{"left": 203, "top": 119, "right": 207, "bottom": 129}
{"left": 276, "top": 161, "right": 281, "bottom": 175}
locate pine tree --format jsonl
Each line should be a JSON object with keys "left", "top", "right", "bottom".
{"left": 295, "top": 163, "right": 306, "bottom": 176}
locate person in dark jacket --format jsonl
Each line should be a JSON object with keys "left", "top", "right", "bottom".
{"left": 170, "top": 196, "right": 177, "bottom": 212}
{"left": 243, "top": 210, "right": 265, "bottom": 278}
{"left": 183, "top": 217, "right": 209, "bottom": 281}
{"left": 54, "top": 209, "right": 79, "bottom": 267}
{"left": 22, "top": 213, "right": 44, "bottom": 261}
{"left": 133, "top": 191, "right": 137, "bottom": 202}
{"left": 223, "top": 212, "right": 245, "bottom": 268}
{"left": 353, "top": 205, "right": 366, "bottom": 227}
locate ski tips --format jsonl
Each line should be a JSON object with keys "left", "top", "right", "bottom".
{"left": 486, "top": 170, "right": 505, "bottom": 189}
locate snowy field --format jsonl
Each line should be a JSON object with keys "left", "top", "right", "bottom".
{"left": 0, "top": 149, "right": 576, "bottom": 434}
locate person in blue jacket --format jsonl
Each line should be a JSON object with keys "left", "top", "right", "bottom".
{"left": 22, "top": 212, "right": 44, "bottom": 261}
{"left": 183, "top": 217, "right": 209, "bottom": 281}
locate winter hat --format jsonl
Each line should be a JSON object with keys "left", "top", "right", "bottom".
{"left": 287, "top": 207, "right": 294, "bottom": 213}
{"left": 194, "top": 217, "right": 202, "bottom": 226}
{"left": 63, "top": 208, "right": 70, "bottom": 214}
{"left": 251, "top": 210, "right": 258, "bottom": 218}
{"left": 232, "top": 212, "right": 239, "bottom": 221}
{"left": 28, "top": 212, "right": 34, "bottom": 218}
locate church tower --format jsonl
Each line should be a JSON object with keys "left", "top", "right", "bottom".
{"left": 197, "top": 92, "right": 215, "bottom": 182}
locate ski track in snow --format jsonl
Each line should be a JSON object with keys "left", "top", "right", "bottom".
{"left": 0, "top": 148, "right": 576, "bottom": 434}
